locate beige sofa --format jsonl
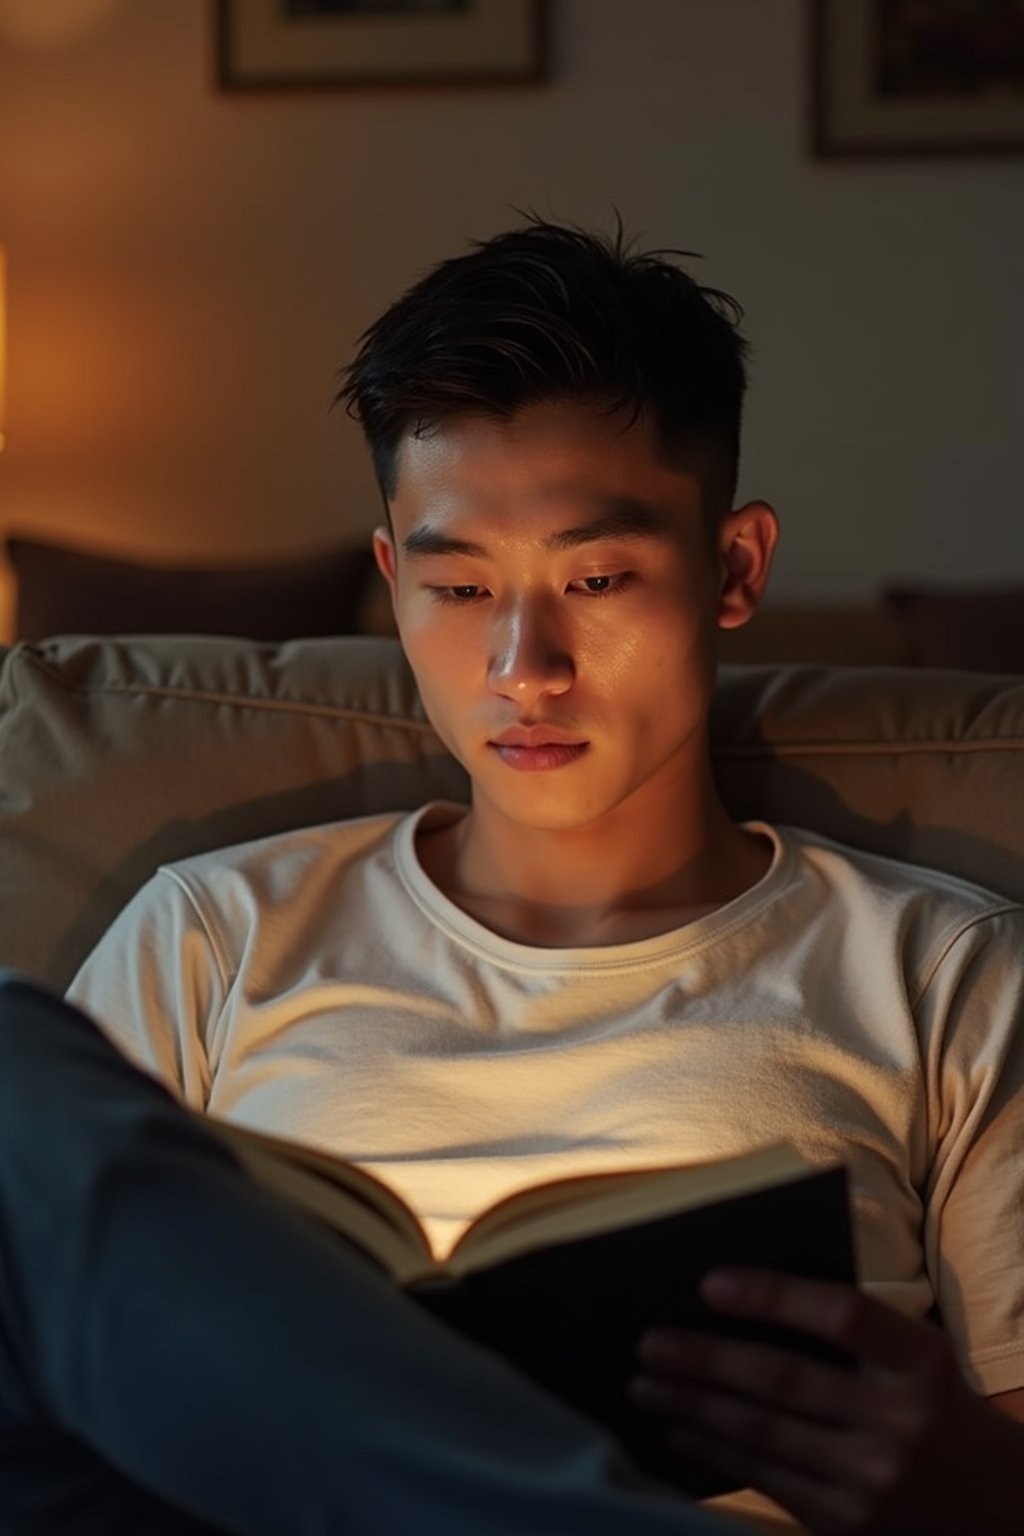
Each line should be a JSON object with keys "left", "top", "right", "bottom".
{"left": 4, "top": 633, "right": 1024, "bottom": 1536}
{"left": 3, "top": 633, "right": 1024, "bottom": 996}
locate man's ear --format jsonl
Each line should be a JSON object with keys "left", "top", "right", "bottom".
{"left": 372, "top": 525, "right": 398, "bottom": 598}
{"left": 716, "top": 501, "right": 779, "bottom": 632}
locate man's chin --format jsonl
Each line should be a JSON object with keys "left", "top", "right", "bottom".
{"left": 472, "top": 777, "right": 611, "bottom": 834}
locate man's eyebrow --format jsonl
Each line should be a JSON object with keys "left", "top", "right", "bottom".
{"left": 543, "top": 500, "right": 672, "bottom": 552}
{"left": 403, "top": 528, "right": 488, "bottom": 559}
{"left": 402, "top": 500, "right": 671, "bottom": 560}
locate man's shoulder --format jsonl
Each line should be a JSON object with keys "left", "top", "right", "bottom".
{"left": 776, "top": 822, "right": 1023, "bottom": 937}
{"left": 155, "top": 807, "right": 417, "bottom": 895}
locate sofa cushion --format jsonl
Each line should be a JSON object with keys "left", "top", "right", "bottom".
{"left": 717, "top": 604, "right": 912, "bottom": 667}
{"left": 3, "top": 634, "right": 1024, "bottom": 990}
{"left": 7, "top": 535, "right": 378, "bottom": 642}
{"left": 0, "top": 635, "right": 468, "bottom": 987}
{"left": 710, "top": 664, "right": 1024, "bottom": 902}
{"left": 884, "top": 585, "right": 1024, "bottom": 673}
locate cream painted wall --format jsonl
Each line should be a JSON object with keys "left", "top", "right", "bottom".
{"left": 0, "top": 0, "right": 1021, "bottom": 641}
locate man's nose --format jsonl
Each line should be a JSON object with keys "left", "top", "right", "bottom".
{"left": 486, "top": 598, "right": 574, "bottom": 705}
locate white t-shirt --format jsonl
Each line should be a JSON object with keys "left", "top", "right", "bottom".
{"left": 68, "top": 802, "right": 1024, "bottom": 1405}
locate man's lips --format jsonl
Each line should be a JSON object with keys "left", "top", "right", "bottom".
{"left": 489, "top": 727, "right": 587, "bottom": 749}
{"left": 487, "top": 728, "right": 589, "bottom": 772}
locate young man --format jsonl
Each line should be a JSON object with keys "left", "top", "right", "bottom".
{"left": 9, "top": 219, "right": 1024, "bottom": 1535}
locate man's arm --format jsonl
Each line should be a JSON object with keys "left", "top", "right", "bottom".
{"left": 66, "top": 866, "right": 220, "bottom": 1104}
{"left": 631, "top": 1269, "right": 1024, "bottom": 1535}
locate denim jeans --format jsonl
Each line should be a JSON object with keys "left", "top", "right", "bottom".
{"left": 0, "top": 973, "right": 736, "bottom": 1536}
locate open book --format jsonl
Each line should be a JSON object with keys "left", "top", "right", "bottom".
{"left": 202, "top": 1116, "right": 855, "bottom": 1496}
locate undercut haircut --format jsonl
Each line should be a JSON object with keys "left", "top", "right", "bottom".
{"left": 336, "top": 216, "right": 749, "bottom": 519}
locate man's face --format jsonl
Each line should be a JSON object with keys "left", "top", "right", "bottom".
{"left": 374, "top": 398, "right": 774, "bottom": 835}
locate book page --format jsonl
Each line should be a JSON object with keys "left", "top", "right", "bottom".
{"left": 448, "top": 1142, "right": 813, "bottom": 1276}
{"left": 200, "top": 1116, "right": 433, "bottom": 1279}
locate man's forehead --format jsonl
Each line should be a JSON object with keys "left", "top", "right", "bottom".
{"left": 384, "top": 403, "right": 715, "bottom": 550}
{"left": 398, "top": 496, "right": 681, "bottom": 559}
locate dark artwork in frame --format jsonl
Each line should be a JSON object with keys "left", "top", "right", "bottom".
{"left": 873, "top": 0, "right": 1024, "bottom": 98}
{"left": 812, "top": 0, "right": 1024, "bottom": 156}
{"left": 285, "top": 1, "right": 469, "bottom": 14}
{"left": 215, "top": 0, "right": 546, "bottom": 90}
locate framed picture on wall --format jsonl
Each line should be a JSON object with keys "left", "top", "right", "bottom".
{"left": 214, "top": 0, "right": 547, "bottom": 91}
{"left": 812, "top": 0, "right": 1024, "bottom": 156}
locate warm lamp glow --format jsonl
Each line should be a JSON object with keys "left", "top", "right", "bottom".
{"left": 0, "top": 245, "right": 6, "bottom": 453}
{"left": 0, "top": 0, "right": 124, "bottom": 49}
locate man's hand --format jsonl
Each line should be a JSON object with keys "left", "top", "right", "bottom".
{"left": 630, "top": 1269, "right": 1024, "bottom": 1535}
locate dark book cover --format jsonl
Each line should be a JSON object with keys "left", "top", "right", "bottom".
{"left": 415, "top": 1165, "right": 855, "bottom": 1498}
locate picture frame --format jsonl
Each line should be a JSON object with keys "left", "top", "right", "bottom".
{"left": 811, "top": 0, "right": 1024, "bottom": 157}
{"left": 214, "top": 0, "right": 548, "bottom": 92}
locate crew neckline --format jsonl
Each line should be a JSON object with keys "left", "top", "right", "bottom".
{"left": 392, "top": 802, "right": 794, "bottom": 973}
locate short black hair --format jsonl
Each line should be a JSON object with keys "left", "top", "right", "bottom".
{"left": 336, "top": 215, "right": 748, "bottom": 516}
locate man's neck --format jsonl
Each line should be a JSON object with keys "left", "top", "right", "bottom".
{"left": 416, "top": 782, "right": 773, "bottom": 950}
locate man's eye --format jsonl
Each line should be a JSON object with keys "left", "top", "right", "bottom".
{"left": 430, "top": 585, "right": 486, "bottom": 604}
{"left": 570, "top": 573, "right": 632, "bottom": 597}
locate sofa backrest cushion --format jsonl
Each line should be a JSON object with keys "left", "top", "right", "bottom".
{"left": 7, "top": 536, "right": 378, "bottom": 642}
{"left": 3, "top": 634, "right": 1024, "bottom": 990}
{"left": 883, "top": 584, "right": 1024, "bottom": 673}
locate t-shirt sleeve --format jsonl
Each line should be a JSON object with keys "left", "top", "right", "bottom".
{"left": 65, "top": 867, "right": 228, "bottom": 1109}
{"left": 918, "top": 906, "right": 1024, "bottom": 1396}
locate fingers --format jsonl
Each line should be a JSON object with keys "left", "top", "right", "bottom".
{"left": 661, "top": 1422, "right": 894, "bottom": 1536}
{"left": 632, "top": 1360, "right": 883, "bottom": 1477}
{"left": 635, "top": 1326, "right": 872, "bottom": 1431}
{"left": 630, "top": 1336, "right": 934, "bottom": 1536}
{"left": 634, "top": 1272, "right": 959, "bottom": 1462}
{"left": 629, "top": 1274, "right": 986, "bottom": 1535}
{"left": 696, "top": 1269, "right": 950, "bottom": 1380}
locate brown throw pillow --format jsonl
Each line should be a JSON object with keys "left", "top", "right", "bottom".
{"left": 884, "top": 586, "right": 1024, "bottom": 674}
{"left": 8, "top": 536, "right": 377, "bottom": 642}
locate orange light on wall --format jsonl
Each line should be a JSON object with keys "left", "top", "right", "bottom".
{"left": 0, "top": 245, "right": 6, "bottom": 452}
